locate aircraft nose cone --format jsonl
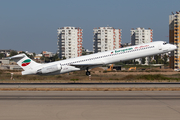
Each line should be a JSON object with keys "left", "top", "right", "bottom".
{"left": 170, "top": 45, "right": 177, "bottom": 50}
{"left": 172, "top": 45, "right": 177, "bottom": 50}
{"left": 169, "top": 44, "right": 177, "bottom": 51}
{"left": 174, "top": 45, "right": 177, "bottom": 49}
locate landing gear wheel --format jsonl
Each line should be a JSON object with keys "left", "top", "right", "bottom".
{"left": 86, "top": 71, "right": 91, "bottom": 76}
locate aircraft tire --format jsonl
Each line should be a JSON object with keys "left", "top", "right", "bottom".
{"left": 86, "top": 71, "right": 90, "bottom": 76}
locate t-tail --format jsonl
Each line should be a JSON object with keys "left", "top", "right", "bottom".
{"left": 8, "top": 53, "right": 41, "bottom": 74}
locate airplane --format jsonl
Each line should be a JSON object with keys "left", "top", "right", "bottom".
{"left": 8, "top": 41, "right": 176, "bottom": 76}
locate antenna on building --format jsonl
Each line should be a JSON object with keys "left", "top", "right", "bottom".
{"left": 172, "top": 12, "right": 174, "bottom": 15}
{"left": 176, "top": 11, "right": 179, "bottom": 14}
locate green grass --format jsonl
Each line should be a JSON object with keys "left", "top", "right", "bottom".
{"left": 120, "top": 74, "right": 179, "bottom": 81}
{"left": 136, "top": 74, "right": 170, "bottom": 80}
{"left": 0, "top": 70, "right": 179, "bottom": 82}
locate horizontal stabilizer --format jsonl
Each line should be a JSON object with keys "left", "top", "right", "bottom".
{"left": 6, "top": 54, "right": 26, "bottom": 60}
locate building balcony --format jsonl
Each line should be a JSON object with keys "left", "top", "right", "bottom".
{"left": 174, "top": 25, "right": 179, "bottom": 28}
{"left": 174, "top": 22, "right": 179, "bottom": 25}
{"left": 174, "top": 18, "right": 179, "bottom": 21}
{"left": 174, "top": 36, "right": 178, "bottom": 39}
{"left": 174, "top": 33, "right": 179, "bottom": 36}
{"left": 174, "top": 31, "right": 178, "bottom": 33}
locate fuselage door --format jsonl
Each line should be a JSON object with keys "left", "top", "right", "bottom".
{"left": 58, "top": 64, "right": 62, "bottom": 73}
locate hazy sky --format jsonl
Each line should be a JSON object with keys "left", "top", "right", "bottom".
{"left": 0, "top": 0, "right": 180, "bottom": 53}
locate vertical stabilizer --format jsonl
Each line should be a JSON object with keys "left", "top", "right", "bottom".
{"left": 8, "top": 53, "right": 41, "bottom": 71}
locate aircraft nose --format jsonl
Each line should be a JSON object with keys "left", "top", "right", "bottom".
{"left": 170, "top": 44, "right": 177, "bottom": 51}
{"left": 172, "top": 45, "right": 177, "bottom": 50}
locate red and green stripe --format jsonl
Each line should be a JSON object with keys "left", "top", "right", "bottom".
{"left": 21, "top": 59, "right": 31, "bottom": 66}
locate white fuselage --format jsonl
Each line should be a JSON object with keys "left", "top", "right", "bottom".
{"left": 22, "top": 41, "right": 176, "bottom": 75}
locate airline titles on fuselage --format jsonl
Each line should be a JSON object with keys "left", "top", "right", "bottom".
{"left": 112, "top": 44, "right": 151, "bottom": 54}
{"left": 61, "top": 44, "right": 155, "bottom": 67}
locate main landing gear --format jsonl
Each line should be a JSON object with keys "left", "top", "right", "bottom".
{"left": 86, "top": 68, "right": 91, "bottom": 76}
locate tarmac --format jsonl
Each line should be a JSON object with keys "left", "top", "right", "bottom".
{"left": 0, "top": 91, "right": 180, "bottom": 120}
{"left": 0, "top": 83, "right": 180, "bottom": 91}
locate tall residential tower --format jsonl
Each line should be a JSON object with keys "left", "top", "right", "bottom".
{"left": 57, "top": 27, "right": 83, "bottom": 59}
{"left": 169, "top": 11, "right": 180, "bottom": 69}
{"left": 131, "top": 27, "right": 153, "bottom": 45}
{"left": 93, "top": 27, "right": 122, "bottom": 53}
{"left": 131, "top": 27, "right": 153, "bottom": 64}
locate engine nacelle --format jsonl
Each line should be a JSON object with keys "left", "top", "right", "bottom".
{"left": 37, "top": 64, "right": 61, "bottom": 74}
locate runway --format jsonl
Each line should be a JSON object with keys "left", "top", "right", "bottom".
{"left": 0, "top": 91, "right": 180, "bottom": 120}
{"left": 0, "top": 82, "right": 180, "bottom": 89}
{"left": 1, "top": 94, "right": 180, "bottom": 100}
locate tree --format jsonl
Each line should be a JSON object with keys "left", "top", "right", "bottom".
{"left": 0, "top": 53, "right": 5, "bottom": 59}
{"left": 45, "top": 57, "right": 50, "bottom": 63}
{"left": 40, "top": 53, "right": 60, "bottom": 63}
{"left": 62, "top": 56, "right": 66, "bottom": 60}
{"left": 148, "top": 56, "right": 153, "bottom": 64}
{"left": 49, "top": 54, "right": 60, "bottom": 62}
{"left": 141, "top": 57, "right": 146, "bottom": 64}
{"left": 82, "top": 50, "right": 87, "bottom": 55}
{"left": 55, "top": 54, "right": 60, "bottom": 61}
{"left": 124, "top": 60, "right": 133, "bottom": 64}
{"left": 10, "top": 50, "right": 18, "bottom": 57}
{"left": 154, "top": 55, "right": 161, "bottom": 64}
{"left": 21, "top": 51, "right": 34, "bottom": 59}
{"left": 135, "top": 61, "right": 139, "bottom": 65}
{"left": 163, "top": 54, "right": 168, "bottom": 65}
{"left": 33, "top": 53, "right": 36, "bottom": 57}
{"left": 151, "top": 60, "right": 156, "bottom": 64}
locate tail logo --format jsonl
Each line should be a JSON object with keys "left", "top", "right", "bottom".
{"left": 21, "top": 59, "right": 31, "bottom": 67}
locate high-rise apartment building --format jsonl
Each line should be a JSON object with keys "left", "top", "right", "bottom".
{"left": 131, "top": 27, "right": 153, "bottom": 64}
{"left": 131, "top": 27, "right": 153, "bottom": 45}
{"left": 93, "top": 27, "right": 122, "bottom": 53}
{"left": 169, "top": 11, "right": 180, "bottom": 69}
{"left": 57, "top": 27, "right": 83, "bottom": 59}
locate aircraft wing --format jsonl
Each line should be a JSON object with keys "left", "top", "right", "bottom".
{"left": 70, "top": 63, "right": 103, "bottom": 70}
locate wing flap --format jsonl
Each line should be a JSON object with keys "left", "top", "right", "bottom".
{"left": 70, "top": 63, "right": 103, "bottom": 70}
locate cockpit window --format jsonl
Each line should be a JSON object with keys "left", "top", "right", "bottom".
{"left": 163, "top": 42, "right": 167, "bottom": 45}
